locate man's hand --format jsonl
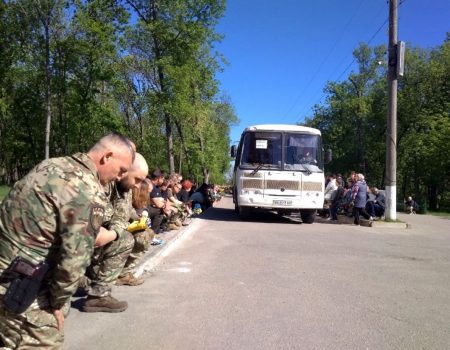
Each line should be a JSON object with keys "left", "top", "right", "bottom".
{"left": 95, "top": 227, "right": 117, "bottom": 247}
{"left": 53, "top": 308, "right": 64, "bottom": 331}
{"left": 152, "top": 197, "right": 165, "bottom": 209}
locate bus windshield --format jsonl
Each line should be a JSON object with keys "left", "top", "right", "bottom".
{"left": 283, "top": 133, "right": 323, "bottom": 172}
{"left": 240, "top": 132, "right": 282, "bottom": 169}
{"left": 239, "top": 132, "right": 323, "bottom": 172}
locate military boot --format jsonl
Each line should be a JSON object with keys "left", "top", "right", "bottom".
{"left": 74, "top": 275, "right": 91, "bottom": 296}
{"left": 115, "top": 273, "right": 145, "bottom": 286}
{"left": 82, "top": 295, "right": 128, "bottom": 313}
{"left": 169, "top": 222, "right": 180, "bottom": 230}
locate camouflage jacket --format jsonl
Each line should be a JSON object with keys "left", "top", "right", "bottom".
{"left": 102, "top": 182, "right": 132, "bottom": 237}
{"left": 0, "top": 153, "right": 106, "bottom": 310}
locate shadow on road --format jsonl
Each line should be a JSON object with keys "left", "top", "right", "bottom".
{"left": 70, "top": 297, "right": 85, "bottom": 312}
{"left": 198, "top": 206, "right": 305, "bottom": 225}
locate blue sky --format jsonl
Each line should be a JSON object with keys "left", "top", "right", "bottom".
{"left": 215, "top": 0, "right": 450, "bottom": 144}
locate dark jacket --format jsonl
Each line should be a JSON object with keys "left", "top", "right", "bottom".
{"left": 375, "top": 192, "right": 386, "bottom": 209}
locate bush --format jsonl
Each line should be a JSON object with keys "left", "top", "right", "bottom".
{"left": 0, "top": 185, "right": 11, "bottom": 202}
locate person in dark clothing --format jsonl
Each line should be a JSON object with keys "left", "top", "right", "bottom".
{"left": 189, "top": 183, "right": 213, "bottom": 211}
{"left": 330, "top": 176, "right": 345, "bottom": 220}
{"left": 178, "top": 178, "right": 194, "bottom": 204}
{"left": 147, "top": 168, "right": 165, "bottom": 233}
{"left": 366, "top": 187, "right": 386, "bottom": 218}
{"left": 405, "top": 196, "right": 419, "bottom": 214}
{"left": 351, "top": 173, "right": 373, "bottom": 225}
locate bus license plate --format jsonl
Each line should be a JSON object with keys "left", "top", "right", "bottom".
{"left": 273, "top": 200, "right": 292, "bottom": 206}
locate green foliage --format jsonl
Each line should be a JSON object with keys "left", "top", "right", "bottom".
{"left": 305, "top": 38, "right": 450, "bottom": 211}
{"left": 0, "top": 0, "right": 236, "bottom": 185}
{"left": 0, "top": 185, "right": 10, "bottom": 202}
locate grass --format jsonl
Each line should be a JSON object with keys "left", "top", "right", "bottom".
{"left": 427, "top": 211, "right": 450, "bottom": 218}
{"left": 0, "top": 185, "right": 10, "bottom": 202}
{"left": 384, "top": 218, "right": 405, "bottom": 223}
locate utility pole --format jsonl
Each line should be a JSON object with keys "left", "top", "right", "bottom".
{"left": 386, "top": 0, "right": 398, "bottom": 220}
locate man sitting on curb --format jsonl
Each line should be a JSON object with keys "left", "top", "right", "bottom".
{"left": 83, "top": 153, "right": 148, "bottom": 313}
{"left": 147, "top": 168, "right": 166, "bottom": 233}
{"left": 366, "top": 187, "right": 386, "bottom": 219}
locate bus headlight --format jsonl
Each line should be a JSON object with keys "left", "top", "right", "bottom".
{"left": 242, "top": 189, "right": 262, "bottom": 195}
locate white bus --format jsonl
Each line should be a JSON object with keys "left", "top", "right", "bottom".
{"left": 231, "top": 124, "right": 331, "bottom": 223}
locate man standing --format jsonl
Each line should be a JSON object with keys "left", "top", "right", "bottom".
{"left": 83, "top": 153, "right": 148, "bottom": 313}
{"left": 0, "top": 132, "right": 134, "bottom": 349}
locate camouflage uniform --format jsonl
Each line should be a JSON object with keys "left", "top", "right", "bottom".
{"left": 119, "top": 227, "right": 154, "bottom": 277}
{"left": 0, "top": 153, "right": 106, "bottom": 349}
{"left": 86, "top": 183, "right": 134, "bottom": 297}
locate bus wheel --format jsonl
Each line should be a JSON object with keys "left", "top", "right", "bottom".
{"left": 237, "top": 205, "right": 251, "bottom": 219}
{"left": 301, "top": 210, "right": 316, "bottom": 224}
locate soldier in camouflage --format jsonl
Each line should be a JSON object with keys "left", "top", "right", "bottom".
{"left": 83, "top": 153, "right": 148, "bottom": 313}
{"left": 0, "top": 132, "right": 134, "bottom": 349}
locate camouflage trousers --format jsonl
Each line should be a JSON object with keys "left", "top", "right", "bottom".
{"left": 0, "top": 290, "right": 69, "bottom": 350}
{"left": 86, "top": 230, "right": 134, "bottom": 297}
{"left": 120, "top": 228, "right": 154, "bottom": 277}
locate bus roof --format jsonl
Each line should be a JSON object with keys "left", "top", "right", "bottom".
{"left": 243, "top": 124, "right": 321, "bottom": 135}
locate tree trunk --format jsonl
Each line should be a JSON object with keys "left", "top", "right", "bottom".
{"left": 203, "top": 168, "right": 209, "bottom": 184}
{"left": 44, "top": 7, "right": 52, "bottom": 159}
{"left": 150, "top": 0, "right": 175, "bottom": 173}
{"left": 428, "top": 184, "right": 438, "bottom": 211}
{"left": 198, "top": 132, "right": 208, "bottom": 183}
{"left": 174, "top": 120, "right": 193, "bottom": 176}
{"left": 164, "top": 112, "right": 175, "bottom": 173}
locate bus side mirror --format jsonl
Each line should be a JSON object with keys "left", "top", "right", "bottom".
{"left": 325, "top": 149, "right": 332, "bottom": 164}
{"left": 230, "top": 145, "right": 237, "bottom": 158}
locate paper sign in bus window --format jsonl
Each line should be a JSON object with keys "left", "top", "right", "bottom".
{"left": 255, "top": 139, "right": 267, "bottom": 149}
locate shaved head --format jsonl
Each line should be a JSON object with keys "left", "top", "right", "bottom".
{"left": 88, "top": 132, "right": 135, "bottom": 185}
{"left": 129, "top": 153, "right": 148, "bottom": 174}
{"left": 118, "top": 152, "right": 149, "bottom": 191}
{"left": 90, "top": 132, "right": 135, "bottom": 162}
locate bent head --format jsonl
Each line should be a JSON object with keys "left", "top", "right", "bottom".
{"left": 172, "top": 183, "right": 182, "bottom": 194}
{"left": 150, "top": 168, "right": 165, "bottom": 186}
{"left": 118, "top": 153, "right": 149, "bottom": 191}
{"left": 88, "top": 132, "right": 135, "bottom": 185}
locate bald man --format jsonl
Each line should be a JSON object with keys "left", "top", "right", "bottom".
{"left": 83, "top": 153, "right": 148, "bottom": 313}
{"left": 0, "top": 132, "right": 134, "bottom": 349}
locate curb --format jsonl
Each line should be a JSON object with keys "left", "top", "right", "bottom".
{"left": 316, "top": 215, "right": 410, "bottom": 229}
{"left": 337, "top": 215, "right": 410, "bottom": 229}
{"left": 133, "top": 217, "right": 203, "bottom": 277}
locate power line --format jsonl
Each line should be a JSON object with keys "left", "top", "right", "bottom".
{"left": 280, "top": 0, "right": 367, "bottom": 122}
{"left": 295, "top": 0, "right": 407, "bottom": 123}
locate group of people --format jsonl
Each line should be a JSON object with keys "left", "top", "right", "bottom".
{"left": 0, "top": 132, "right": 219, "bottom": 349}
{"left": 323, "top": 171, "right": 386, "bottom": 225}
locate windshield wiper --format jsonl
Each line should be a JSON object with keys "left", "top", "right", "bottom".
{"left": 299, "top": 162, "right": 312, "bottom": 175}
{"left": 250, "top": 163, "right": 264, "bottom": 175}
{"left": 293, "top": 156, "right": 312, "bottom": 175}
{"left": 249, "top": 162, "right": 275, "bottom": 175}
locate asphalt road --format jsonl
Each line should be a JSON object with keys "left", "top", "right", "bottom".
{"left": 65, "top": 197, "right": 450, "bottom": 350}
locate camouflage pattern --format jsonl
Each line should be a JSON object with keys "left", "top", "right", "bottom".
{"left": 0, "top": 295, "right": 69, "bottom": 349}
{"left": 102, "top": 182, "right": 131, "bottom": 238}
{"left": 86, "top": 184, "right": 134, "bottom": 297}
{"left": 0, "top": 153, "right": 106, "bottom": 349}
{"left": 120, "top": 228, "right": 154, "bottom": 276}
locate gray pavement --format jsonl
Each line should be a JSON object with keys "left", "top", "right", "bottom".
{"left": 65, "top": 197, "right": 450, "bottom": 350}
